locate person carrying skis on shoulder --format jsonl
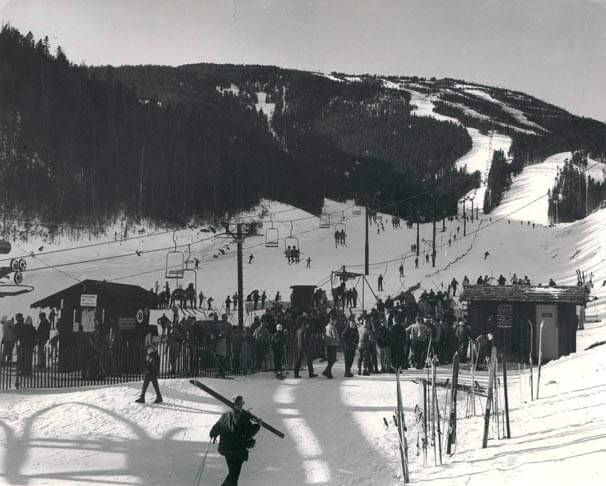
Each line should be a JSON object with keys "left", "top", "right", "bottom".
{"left": 210, "top": 395, "right": 261, "bottom": 486}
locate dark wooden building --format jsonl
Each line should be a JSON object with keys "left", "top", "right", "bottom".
{"left": 31, "top": 279, "right": 159, "bottom": 334}
{"left": 460, "top": 285, "right": 589, "bottom": 361}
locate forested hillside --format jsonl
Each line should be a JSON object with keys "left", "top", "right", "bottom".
{"left": 3, "top": 25, "right": 604, "bottom": 228}
{"left": 0, "top": 27, "right": 477, "bottom": 226}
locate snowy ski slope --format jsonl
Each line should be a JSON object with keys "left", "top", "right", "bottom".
{"left": 2, "top": 137, "right": 606, "bottom": 486}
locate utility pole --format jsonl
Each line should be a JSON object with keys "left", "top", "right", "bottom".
{"left": 223, "top": 222, "right": 247, "bottom": 330}
{"left": 432, "top": 217, "right": 436, "bottom": 268}
{"left": 470, "top": 199, "right": 474, "bottom": 222}
{"left": 585, "top": 169, "right": 589, "bottom": 217}
{"left": 364, "top": 196, "right": 369, "bottom": 276}
{"left": 236, "top": 224, "right": 244, "bottom": 330}
{"left": 463, "top": 198, "right": 467, "bottom": 236}
{"left": 416, "top": 221, "right": 420, "bottom": 257}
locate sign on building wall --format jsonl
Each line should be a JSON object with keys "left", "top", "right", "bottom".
{"left": 496, "top": 303, "right": 513, "bottom": 328}
{"left": 80, "top": 294, "right": 98, "bottom": 307}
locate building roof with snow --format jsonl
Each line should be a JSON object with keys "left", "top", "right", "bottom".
{"left": 460, "top": 284, "right": 588, "bottom": 305}
{"left": 30, "top": 279, "right": 159, "bottom": 309}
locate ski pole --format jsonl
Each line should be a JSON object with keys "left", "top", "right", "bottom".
{"left": 193, "top": 441, "right": 211, "bottom": 486}
{"left": 518, "top": 361, "right": 523, "bottom": 405}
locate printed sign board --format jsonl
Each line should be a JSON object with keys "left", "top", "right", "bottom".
{"left": 80, "top": 294, "right": 98, "bottom": 307}
{"left": 118, "top": 317, "right": 136, "bottom": 329}
{"left": 496, "top": 303, "right": 513, "bottom": 328}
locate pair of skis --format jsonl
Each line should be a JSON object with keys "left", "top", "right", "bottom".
{"left": 189, "top": 379, "right": 285, "bottom": 438}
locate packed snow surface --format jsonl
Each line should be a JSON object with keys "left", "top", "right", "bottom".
{"left": 1, "top": 325, "right": 605, "bottom": 485}
{"left": 464, "top": 88, "right": 548, "bottom": 134}
{"left": 2, "top": 136, "right": 606, "bottom": 485}
{"left": 492, "top": 152, "right": 570, "bottom": 226}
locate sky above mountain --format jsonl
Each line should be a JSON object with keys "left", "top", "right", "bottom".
{"left": 1, "top": 0, "right": 605, "bottom": 121}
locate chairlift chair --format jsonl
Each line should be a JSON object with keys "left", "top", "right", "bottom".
{"left": 265, "top": 222, "right": 279, "bottom": 248}
{"left": 165, "top": 251, "right": 184, "bottom": 279}
{"left": 284, "top": 236, "right": 299, "bottom": 253}
{"left": 319, "top": 210, "right": 330, "bottom": 228}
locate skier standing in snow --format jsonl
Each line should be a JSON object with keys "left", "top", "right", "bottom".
{"left": 356, "top": 317, "right": 371, "bottom": 375}
{"left": 210, "top": 395, "right": 261, "bottom": 486}
{"left": 294, "top": 318, "right": 317, "bottom": 378}
{"left": 406, "top": 316, "right": 430, "bottom": 369}
{"left": 225, "top": 295, "right": 232, "bottom": 313}
{"left": 322, "top": 315, "right": 339, "bottom": 378}
{"left": 342, "top": 318, "right": 359, "bottom": 377}
{"left": 399, "top": 263, "right": 404, "bottom": 278}
{"left": 377, "top": 274, "right": 384, "bottom": 292}
{"left": 135, "top": 344, "right": 163, "bottom": 404}
{"left": 36, "top": 312, "right": 51, "bottom": 369}
{"left": 271, "top": 324, "right": 286, "bottom": 378}
{"left": 454, "top": 319, "right": 470, "bottom": 363}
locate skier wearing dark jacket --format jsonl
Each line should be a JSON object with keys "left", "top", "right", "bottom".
{"left": 294, "top": 320, "right": 316, "bottom": 378}
{"left": 37, "top": 313, "right": 51, "bottom": 369}
{"left": 271, "top": 325, "right": 286, "bottom": 377}
{"left": 390, "top": 317, "right": 408, "bottom": 370}
{"left": 342, "top": 320, "right": 359, "bottom": 377}
{"left": 135, "top": 345, "right": 163, "bottom": 403}
{"left": 210, "top": 395, "right": 261, "bottom": 486}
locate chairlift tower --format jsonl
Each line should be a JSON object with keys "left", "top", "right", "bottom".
{"left": 221, "top": 222, "right": 259, "bottom": 330}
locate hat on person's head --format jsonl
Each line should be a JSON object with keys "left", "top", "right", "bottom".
{"left": 276, "top": 324, "right": 283, "bottom": 331}
{"left": 15, "top": 313, "right": 23, "bottom": 320}
{"left": 39, "top": 312, "right": 46, "bottom": 319}
{"left": 233, "top": 395, "right": 244, "bottom": 407}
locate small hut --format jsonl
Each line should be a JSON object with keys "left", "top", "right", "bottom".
{"left": 31, "top": 279, "right": 159, "bottom": 334}
{"left": 460, "top": 285, "right": 589, "bottom": 361}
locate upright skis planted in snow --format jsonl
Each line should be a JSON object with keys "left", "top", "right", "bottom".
{"left": 190, "top": 379, "right": 285, "bottom": 438}
{"left": 395, "top": 368, "right": 410, "bottom": 483}
{"left": 481, "top": 346, "right": 498, "bottom": 448}
{"left": 446, "top": 351, "right": 460, "bottom": 455}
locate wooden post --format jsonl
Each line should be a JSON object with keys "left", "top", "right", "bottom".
{"left": 432, "top": 358, "right": 443, "bottom": 465}
{"left": 528, "top": 319, "right": 534, "bottom": 401}
{"left": 236, "top": 224, "right": 244, "bottom": 330}
{"left": 503, "top": 360, "right": 511, "bottom": 439}
{"left": 364, "top": 196, "right": 369, "bottom": 276}
{"left": 423, "top": 379, "right": 428, "bottom": 466}
{"left": 482, "top": 346, "right": 498, "bottom": 448}
{"left": 447, "top": 352, "right": 460, "bottom": 454}
{"left": 537, "top": 321, "right": 545, "bottom": 399}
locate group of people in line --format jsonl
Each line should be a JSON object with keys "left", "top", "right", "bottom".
{"left": 1, "top": 312, "right": 52, "bottom": 375}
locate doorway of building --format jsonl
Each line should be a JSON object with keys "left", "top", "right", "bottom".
{"left": 535, "top": 304, "right": 558, "bottom": 362}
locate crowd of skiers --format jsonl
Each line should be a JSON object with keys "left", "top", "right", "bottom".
{"left": 1, "top": 312, "right": 52, "bottom": 376}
